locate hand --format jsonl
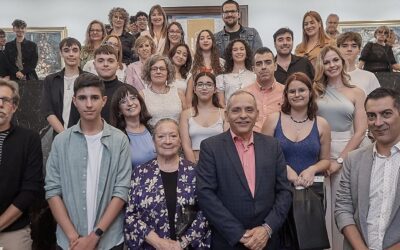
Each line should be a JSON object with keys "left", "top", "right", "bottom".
{"left": 155, "top": 238, "right": 178, "bottom": 250}
{"left": 240, "top": 230, "right": 252, "bottom": 245}
{"left": 67, "top": 232, "right": 80, "bottom": 248}
{"left": 243, "top": 226, "right": 269, "bottom": 250}
{"left": 286, "top": 166, "right": 299, "bottom": 184}
{"left": 16, "top": 71, "right": 25, "bottom": 80}
{"left": 170, "top": 240, "right": 183, "bottom": 250}
{"left": 70, "top": 233, "right": 99, "bottom": 250}
{"left": 326, "top": 161, "right": 342, "bottom": 176}
{"left": 298, "top": 167, "right": 316, "bottom": 187}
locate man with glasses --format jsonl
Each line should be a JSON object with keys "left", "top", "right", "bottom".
{"left": 0, "top": 79, "right": 43, "bottom": 250}
{"left": 214, "top": 0, "right": 263, "bottom": 59}
{"left": 134, "top": 11, "right": 148, "bottom": 39}
{"left": 4, "top": 19, "right": 38, "bottom": 80}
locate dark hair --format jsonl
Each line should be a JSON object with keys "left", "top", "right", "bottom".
{"left": 253, "top": 47, "right": 275, "bottom": 65}
{"left": 94, "top": 44, "right": 118, "bottom": 59}
{"left": 163, "top": 22, "right": 185, "bottom": 56}
{"left": 192, "top": 72, "right": 222, "bottom": 116}
{"left": 108, "top": 7, "right": 129, "bottom": 31}
{"left": 273, "top": 27, "right": 294, "bottom": 42}
{"left": 148, "top": 5, "right": 167, "bottom": 39}
{"left": 73, "top": 72, "right": 105, "bottom": 96}
{"left": 365, "top": 87, "right": 400, "bottom": 110}
{"left": 337, "top": 32, "right": 362, "bottom": 48}
{"left": 281, "top": 72, "right": 318, "bottom": 120}
{"left": 192, "top": 29, "right": 223, "bottom": 75}
{"left": 224, "top": 39, "right": 252, "bottom": 73}
{"left": 12, "top": 19, "right": 27, "bottom": 28}
{"left": 135, "top": 11, "right": 148, "bottom": 20}
{"left": 0, "top": 29, "right": 5, "bottom": 36}
{"left": 168, "top": 43, "right": 192, "bottom": 79}
{"left": 222, "top": 0, "right": 240, "bottom": 11}
{"left": 110, "top": 84, "right": 152, "bottom": 132}
{"left": 129, "top": 16, "right": 136, "bottom": 24}
{"left": 59, "top": 37, "right": 81, "bottom": 51}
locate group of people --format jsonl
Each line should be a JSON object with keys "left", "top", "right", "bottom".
{"left": 1, "top": 1, "right": 400, "bottom": 250}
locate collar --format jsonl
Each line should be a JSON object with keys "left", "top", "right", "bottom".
{"left": 54, "top": 67, "right": 84, "bottom": 79}
{"left": 72, "top": 119, "right": 112, "bottom": 137}
{"left": 230, "top": 129, "right": 254, "bottom": 145}
{"left": 373, "top": 141, "right": 400, "bottom": 158}
{"left": 256, "top": 80, "right": 276, "bottom": 91}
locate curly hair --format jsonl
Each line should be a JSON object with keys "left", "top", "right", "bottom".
{"left": 162, "top": 22, "right": 185, "bottom": 56}
{"left": 110, "top": 84, "right": 152, "bottom": 133}
{"left": 108, "top": 7, "right": 129, "bottom": 31}
{"left": 314, "top": 45, "right": 354, "bottom": 96}
{"left": 191, "top": 72, "right": 222, "bottom": 116}
{"left": 84, "top": 20, "right": 106, "bottom": 53}
{"left": 224, "top": 39, "right": 253, "bottom": 73}
{"left": 142, "top": 54, "right": 175, "bottom": 85}
{"left": 192, "top": 29, "right": 223, "bottom": 76}
{"left": 297, "top": 11, "right": 330, "bottom": 53}
{"left": 148, "top": 5, "right": 167, "bottom": 39}
{"left": 168, "top": 43, "right": 192, "bottom": 79}
{"left": 281, "top": 72, "right": 318, "bottom": 120}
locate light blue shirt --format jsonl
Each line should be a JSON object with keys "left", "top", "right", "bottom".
{"left": 45, "top": 120, "right": 132, "bottom": 250}
{"left": 127, "top": 128, "right": 156, "bottom": 167}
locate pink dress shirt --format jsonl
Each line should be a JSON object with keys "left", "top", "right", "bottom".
{"left": 126, "top": 61, "right": 146, "bottom": 91}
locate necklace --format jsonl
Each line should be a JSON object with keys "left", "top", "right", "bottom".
{"left": 150, "top": 85, "right": 169, "bottom": 94}
{"left": 290, "top": 116, "right": 308, "bottom": 123}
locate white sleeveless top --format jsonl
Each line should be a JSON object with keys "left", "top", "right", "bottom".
{"left": 188, "top": 108, "right": 224, "bottom": 150}
{"left": 143, "top": 86, "right": 182, "bottom": 127}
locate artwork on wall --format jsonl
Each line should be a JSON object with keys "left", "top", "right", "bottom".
{"left": 164, "top": 6, "right": 248, "bottom": 53}
{"left": 338, "top": 20, "right": 400, "bottom": 63}
{"left": 2, "top": 27, "right": 68, "bottom": 79}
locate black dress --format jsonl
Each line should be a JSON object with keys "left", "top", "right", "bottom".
{"left": 360, "top": 42, "right": 397, "bottom": 72}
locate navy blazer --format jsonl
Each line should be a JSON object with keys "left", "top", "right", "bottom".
{"left": 196, "top": 130, "right": 292, "bottom": 249}
{"left": 4, "top": 38, "right": 38, "bottom": 80}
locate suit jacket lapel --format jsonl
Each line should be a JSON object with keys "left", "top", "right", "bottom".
{"left": 358, "top": 145, "right": 374, "bottom": 239}
{"left": 253, "top": 133, "right": 264, "bottom": 197}
{"left": 223, "top": 131, "right": 253, "bottom": 197}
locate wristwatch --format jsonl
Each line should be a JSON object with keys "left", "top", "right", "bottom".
{"left": 336, "top": 157, "right": 344, "bottom": 165}
{"left": 93, "top": 227, "right": 104, "bottom": 238}
{"left": 179, "top": 236, "right": 189, "bottom": 249}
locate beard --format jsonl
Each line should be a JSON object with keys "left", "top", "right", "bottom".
{"left": 224, "top": 19, "right": 238, "bottom": 29}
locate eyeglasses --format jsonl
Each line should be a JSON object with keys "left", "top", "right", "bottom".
{"left": 136, "top": 17, "right": 147, "bottom": 22}
{"left": 119, "top": 95, "right": 138, "bottom": 105}
{"left": 151, "top": 66, "right": 167, "bottom": 72}
{"left": 222, "top": 10, "right": 238, "bottom": 16}
{"left": 89, "top": 29, "right": 103, "bottom": 33}
{"left": 168, "top": 29, "right": 182, "bottom": 35}
{"left": 0, "top": 96, "right": 14, "bottom": 105}
{"left": 104, "top": 41, "right": 118, "bottom": 48}
{"left": 196, "top": 83, "right": 214, "bottom": 89}
{"left": 377, "top": 30, "right": 389, "bottom": 35}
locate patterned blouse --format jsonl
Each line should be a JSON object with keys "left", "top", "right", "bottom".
{"left": 124, "top": 157, "right": 211, "bottom": 249}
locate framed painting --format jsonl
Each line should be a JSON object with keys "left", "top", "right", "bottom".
{"left": 164, "top": 5, "right": 248, "bottom": 52}
{"left": 2, "top": 27, "right": 68, "bottom": 79}
{"left": 338, "top": 20, "right": 400, "bottom": 63}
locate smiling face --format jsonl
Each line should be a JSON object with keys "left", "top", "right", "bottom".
{"left": 286, "top": 80, "right": 310, "bottom": 109}
{"left": 232, "top": 41, "right": 246, "bottom": 64}
{"left": 225, "top": 92, "right": 258, "bottom": 138}
{"left": 60, "top": 44, "right": 81, "bottom": 68}
{"left": 172, "top": 45, "right": 188, "bottom": 67}
{"left": 119, "top": 92, "right": 141, "bottom": 119}
{"left": 153, "top": 120, "right": 181, "bottom": 158}
{"left": 274, "top": 32, "right": 293, "bottom": 56}
{"left": 194, "top": 75, "right": 216, "bottom": 102}
{"left": 168, "top": 24, "right": 183, "bottom": 46}
{"left": 303, "top": 15, "right": 321, "bottom": 38}
{"left": 150, "top": 9, "right": 164, "bottom": 28}
{"left": 112, "top": 12, "right": 125, "bottom": 29}
{"left": 73, "top": 86, "right": 106, "bottom": 123}
{"left": 150, "top": 60, "right": 168, "bottom": 85}
{"left": 198, "top": 31, "right": 213, "bottom": 51}
{"left": 323, "top": 50, "right": 344, "bottom": 80}
{"left": 222, "top": 3, "right": 240, "bottom": 28}
{"left": 89, "top": 23, "right": 104, "bottom": 42}
{"left": 13, "top": 26, "right": 26, "bottom": 39}
{"left": 137, "top": 40, "right": 152, "bottom": 61}
{"left": 366, "top": 96, "right": 400, "bottom": 148}
{"left": 136, "top": 15, "right": 148, "bottom": 31}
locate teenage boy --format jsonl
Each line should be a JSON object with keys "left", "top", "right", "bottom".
{"left": 41, "top": 37, "right": 84, "bottom": 134}
{"left": 45, "top": 72, "right": 131, "bottom": 250}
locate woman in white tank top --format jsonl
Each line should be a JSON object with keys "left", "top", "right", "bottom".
{"left": 179, "top": 72, "right": 229, "bottom": 163}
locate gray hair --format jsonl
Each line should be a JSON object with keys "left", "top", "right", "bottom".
{"left": 0, "top": 79, "right": 20, "bottom": 106}
{"left": 142, "top": 54, "right": 175, "bottom": 85}
{"left": 226, "top": 90, "right": 257, "bottom": 111}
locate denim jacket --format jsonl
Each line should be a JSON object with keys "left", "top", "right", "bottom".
{"left": 45, "top": 120, "right": 132, "bottom": 250}
{"left": 214, "top": 26, "right": 263, "bottom": 59}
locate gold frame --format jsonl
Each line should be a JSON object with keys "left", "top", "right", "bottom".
{"left": 2, "top": 27, "right": 68, "bottom": 79}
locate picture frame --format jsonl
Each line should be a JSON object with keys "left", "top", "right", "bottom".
{"left": 338, "top": 20, "right": 400, "bottom": 63}
{"left": 164, "top": 5, "right": 248, "bottom": 52}
{"left": 2, "top": 27, "right": 68, "bottom": 79}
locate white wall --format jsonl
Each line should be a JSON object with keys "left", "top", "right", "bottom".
{"left": 1, "top": 0, "right": 399, "bottom": 52}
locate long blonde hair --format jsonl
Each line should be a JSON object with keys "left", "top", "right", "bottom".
{"left": 298, "top": 11, "right": 331, "bottom": 52}
{"left": 314, "top": 45, "right": 353, "bottom": 96}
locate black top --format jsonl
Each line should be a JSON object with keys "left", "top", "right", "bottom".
{"left": 0, "top": 124, "right": 43, "bottom": 232}
{"left": 4, "top": 38, "right": 39, "bottom": 80}
{"left": 0, "top": 51, "right": 9, "bottom": 77}
{"left": 160, "top": 170, "right": 178, "bottom": 240}
{"left": 274, "top": 54, "right": 315, "bottom": 84}
{"left": 360, "top": 42, "right": 397, "bottom": 72}
{"left": 102, "top": 78, "right": 124, "bottom": 123}
{"left": 226, "top": 25, "right": 243, "bottom": 41}
{"left": 110, "top": 30, "right": 136, "bottom": 65}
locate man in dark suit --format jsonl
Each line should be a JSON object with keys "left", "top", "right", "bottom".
{"left": 4, "top": 19, "right": 38, "bottom": 80}
{"left": 197, "top": 90, "right": 292, "bottom": 249}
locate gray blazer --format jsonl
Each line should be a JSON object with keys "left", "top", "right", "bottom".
{"left": 335, "top": 144, "right": 400, "bottom": 249}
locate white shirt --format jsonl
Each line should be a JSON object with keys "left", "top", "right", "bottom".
{"left": 216, "top": 69, "right": 256, "bottom": 104}
{"left": 85, "top": 131, "right": 104, "bottom": 234}
{"left": 83, "top": 59, "right": 127, "bottom": 83}
{"left": 367, "top": 142, "right": 400, "bottom": 250}
{"left": 348, "top": 68, "right": 380, "bottom": 95}
{"left": 62, "top": 74, "right": 79, "bottom": 128}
